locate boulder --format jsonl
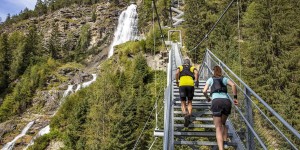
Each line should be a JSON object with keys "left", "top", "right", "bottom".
{"left": 0, "top": 120, "right": 17, "bottom": 142}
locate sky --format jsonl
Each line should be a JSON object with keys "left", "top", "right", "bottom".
{"left": 0, "top": 0, "right": 37, "bottom": 22}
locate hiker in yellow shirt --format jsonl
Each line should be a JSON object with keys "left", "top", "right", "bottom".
{"left": 175, "top": 59, "right": 199, "bottom": 127}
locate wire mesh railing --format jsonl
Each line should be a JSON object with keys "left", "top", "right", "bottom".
{"left": 163, "top": 43, "right": 175, "bottom": 150}
{"left": 199, "top": 48, "right": 300, "bottom": 150}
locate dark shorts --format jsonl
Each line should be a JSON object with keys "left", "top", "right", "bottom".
{"left": 179, "top": 86, "right": 194, "bottom": 100}
{"left": 211, "top": 98, "right": 232, "bottom": 117}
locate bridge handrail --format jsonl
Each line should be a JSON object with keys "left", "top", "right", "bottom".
{"left": 163, "top": 46, "right": 174, "bottom": 150}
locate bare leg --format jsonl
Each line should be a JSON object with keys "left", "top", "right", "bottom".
{"left": 213, "top": 116, "right": 224, "bottom": 150}
{"left": 187, "top": 100, "right": 192, "bottom": 115}
{"left": 181, "top": 99, "right": 187, "bottom": 115}
{"left": 221, "top": 115, "right": 228, "bottom": 141}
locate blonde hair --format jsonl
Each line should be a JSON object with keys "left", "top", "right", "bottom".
{"left": 213, "top": 66, "right": 222, "bottom": 77}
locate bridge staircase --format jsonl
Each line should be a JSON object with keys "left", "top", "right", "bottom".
{"left": 154, "top": 41, "right": 300, "bottom": 150}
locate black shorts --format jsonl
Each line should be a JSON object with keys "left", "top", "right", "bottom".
{"left": 211, "top": 98, "right": 232, "bottom": 117}
{"left": 179, "top": 86, "right": 194, "bottom": 100}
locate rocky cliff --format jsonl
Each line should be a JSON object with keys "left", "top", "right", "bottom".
{"left": 0, "top": 2, "right": 127, "bottom": 149}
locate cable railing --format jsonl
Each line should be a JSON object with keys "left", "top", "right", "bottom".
{"left": 199, "top": 48, "right": 300, "bottom": 150}
{"left": 163, "top": 44, "right": 174, "bottom": 150}
{"left": 163, "top": 42, "right": 184, "bottom": 150}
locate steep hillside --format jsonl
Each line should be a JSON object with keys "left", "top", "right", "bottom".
{"left": 0, "top": 0, "right": 170, "bottom": 149}
{"left": 0, "top": 1, "right": 127, "bottom": 149}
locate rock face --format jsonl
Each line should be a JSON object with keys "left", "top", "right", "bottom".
{"left": 0, "top": 2, "right": 126, "bottom": 149}
{"left": 32, "top": 90, "right": 62, "bottom": 114}
{"left": 0, "top": 120, "right": 17, "bottom": 143}
{"left": 1, "top": 2, "right": 123, "bottom": 62}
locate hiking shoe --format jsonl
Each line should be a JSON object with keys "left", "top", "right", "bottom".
{"left": 184, "top": 114, "right": 191, "bottom": 127}
{"left": 224, "top": 141, "right": 229, "bottom": 149}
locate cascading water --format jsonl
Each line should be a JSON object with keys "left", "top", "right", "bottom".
{"left": 82, "top": 74, "right": 97, "bottom": 88}
{"left": 23, "top": 74, "right": 97, "bottom": 149}
{"left": 63, "top": 85, "right": 74, "bottom": 97}
{"left": 75, "top": 84, "right": 81, "bottom": 92}
{"left": 2, "top": 121, "right": 35, "bottom": 150}
{"left": 108, "top": 4, "right": 138, "bottom": 58}
{"left": 24, "top": 125, "right": 50, "bottom": 149}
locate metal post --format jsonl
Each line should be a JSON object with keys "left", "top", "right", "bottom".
{"left": 245, "top": 87, "right": 255, "bottom": 150}
{"left": 169, "top": 0, "right": 173, "bottom": 28}
{"left": 206, "top": 53, "right": 211, "bottom": 79}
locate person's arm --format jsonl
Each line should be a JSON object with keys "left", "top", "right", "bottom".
{"left": 203, "top": 82, "right": 211, "bottom": 102}
{"left": 194, "top": 68, "right": 199, "bottom": 87}
{"left": 175, "top": 68, "right": 180, "bottom": 87}
{"left": 227, "top": 80, "right": 238, "bottom": 105}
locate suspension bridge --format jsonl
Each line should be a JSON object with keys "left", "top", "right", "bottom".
{"left": 140, "top": 0, "right": 300, "bottom": 149}
{"left": 152, "top": 41, "right": 300, "bottom": 149}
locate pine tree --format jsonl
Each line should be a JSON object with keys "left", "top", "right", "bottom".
{"left": 21, "top": 25, "right": 39, "bottom": 73}
{"left": 92, "top": 9, "right": 96, "bottom": 22}
{"left": 6, "top": 14, "right": 11, "bottom": 22}
{"left": 108, "top": 98, "right": 138, "bottom": 149}
{"left": 48, "top": 23, "right": 61, "bottom": 59}
{"left": 0, "top": 33, "right": 10, "bottom": 92}
{"left": 184, "top": 0, "right": 208, "bottom": 63}
{"left": 74, "top": 24, "right": 91, "bottom": 61}
{"left": 8, "top": 31, "right": 25, "bottom": 80}
{"left": 35, "top": 0, "right": 47, "bottom": 15}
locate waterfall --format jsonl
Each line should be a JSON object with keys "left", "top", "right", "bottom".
{"left": 108, "top": 4, "right": 138, "bottom": 58}
{"left": 75, "top": 84, "right": 81, "bottom": 92}
{"left": 23, "top": 125, "right": 50, "bottom": 149}
{"left": 2, "top": 121, "right": 35, "bottom": 150}
{"left": 23, "top": 74, "right": 97, "bottom": 149}
{"left": 82, "top": 74, "right": 97, "bottom": 88}
{"left": 62, "top": 85, "right": 74, "bottom": 97}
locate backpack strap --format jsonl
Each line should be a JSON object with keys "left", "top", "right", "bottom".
{"left": 179, "top": 65, "right": 195, "bottom": 79}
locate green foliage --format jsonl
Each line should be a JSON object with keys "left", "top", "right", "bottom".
{"left": 62, "top": 31, "right": 77, "bottom": 62}
{"left": 138, "top": 0, "right": 170, "bottom": 33}
{"left": 115, "top": 41, "right": 145, "bottom": 56}
{"left": 144, "top": 25, "right": 167, "bottom": 53}
{"left": 112, "top": 32, "right": 167, "bottom": 56}
{"left": 47, "top": 23, "right": 62, "bottom": 59}
{"left": 74, "top": 24, "right": 91, "bottom": 61}
{"left": 27, "top": 129, "right": 60, "bottom": 150}
{"left": 50, "top": 49, "right": 166, "bottom": 149}
{"left": 184, "top": 0, "right": 299, "bottom": 146}
{"left": 241, "top": 0, "right": 300, "bottom": 137}
{"left": 21, "top": 25, "right": 40, "bottom": 72}
{"left": 91, "top": 9, "right": 96, "bottom": 22}
{"left": 35, "top": 0, "right": 47, "bottom": 15}
{"left": 0, "top": 33, "right": 10, "bottom": 92}
{"left": 0, "top": 0, "right": 131, "bottom": 26}
{"left": 8, "top": 31, "right": 26, "bottom": 80}
{"left": 0, "top": 58, "right": 59, "bottom": 122}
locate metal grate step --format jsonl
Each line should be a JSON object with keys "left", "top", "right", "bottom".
{"left": 173, "top": 111, "right": 212, "bottom": 115}
{"left": 174, "top": 105, "right": 210, "bottom": 109}
{"left": 174, "top": 124, "right": 215, "bottom": 128}
{"left": 173, "top": 80, "right": 206, "bottom": 83}
{"left": 173, "top": 92, "right": 205, "bottom": 96}
{"left": 173, "top": 97, "right": 207, "bottom": 100}
{"left": 174, "top": 101, "right": 211, "bottom": 105}
{"left": 172, "top": 87, "right": 203, "bottom": 92}
{"left": 174, "top": 140, "right": 237, "bottom": 146}
{"left": 174, "top": 131, "right": 233, "bottom": 137}
{"left": 174, "top": 117, "right": 213, "bottom": 121}
{"left": 174, "top": 140, "right": 217, "bottom": 146}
